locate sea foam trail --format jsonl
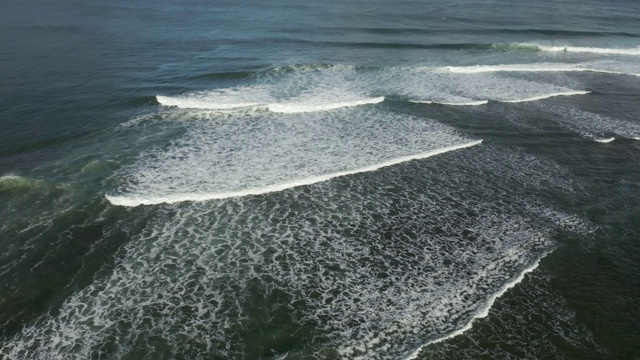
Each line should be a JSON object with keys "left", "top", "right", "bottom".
{"left": 404, "top": 250, "right": 553, "bottom": 360}
{"left": 371, "top": 65, "right": 600, "bottom": 107}
{"left": 157, "top": 95, "right": 385, "bottom": 113}
{"left": 109, "top": 108, "right": 477, "bottom": 209}
{"left": 267, "top": 96, "right": 384, "bottom": 113}
{"left": 443, "top": 63, "right": 640, "bottom": 77}
{"left": 5, "top": 144, "right": 583, "bottom": 359}
{"left": 106, "top": 139, "right": 483, "bottom": 206}
{"left": 409, "top": 92, "right": 589, "bottom": 106}
{"left": 410, "top": 100, "right": 488, "bottom": 106}
{"left": 500, "top": 91, "right": 591, "bottom": 103}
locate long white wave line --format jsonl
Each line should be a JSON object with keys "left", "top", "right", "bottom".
{"left": 268, "top": 97, "right": 385, "bottom": 113}
{"left": 444, "top": 65, "right": 640, "bottom": 77}
{"left": 157, "top": 96, "right": 385, "bottom": 113}
{"left": 410, "top": 100, "right": 488, "bottom": 106}
{"left": 594, "top": 137, "right": 615, "bottom": 143}
{"left": 404, "top": 249, "right": 554, "bottom": 360}
{"left": 106, "top": 140, "right": 483, "bottom": 207}
{"left": 500, "top": 91, "right": 591, "bottom": 103}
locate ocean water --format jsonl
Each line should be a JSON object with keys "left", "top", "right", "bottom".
{"left": 1, "top": 0, "right": 639, "bottom": 358}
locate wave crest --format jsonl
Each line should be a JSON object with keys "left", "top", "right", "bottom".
{"left": 107, "top": 140, "right": 483, "bottom": 206}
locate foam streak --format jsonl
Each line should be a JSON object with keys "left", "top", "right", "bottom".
{"left": 268, "top": 97, "right": 384, "bottom": 113}
{"left": 444, "top": 64, "right": 640, "bottom": 77}
{"left": 410, "top": 100, "right": 488, "bottom": 106}
{"left": 500, "top": 91, "right": 590, "bottom": 103}
{"left": 106, "top": 140, "right": 483, "bottom": 206}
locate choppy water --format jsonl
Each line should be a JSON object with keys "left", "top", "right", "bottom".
{"left": 1, "top": 0, "right": 640, "bottom": 359}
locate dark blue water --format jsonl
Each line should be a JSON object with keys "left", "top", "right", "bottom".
{"left": 1, "top": 0, "right": 640, "bottom": 358}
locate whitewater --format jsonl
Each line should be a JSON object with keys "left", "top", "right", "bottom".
{"left": 2, "top": 0, "right": 640, "bottom": 358}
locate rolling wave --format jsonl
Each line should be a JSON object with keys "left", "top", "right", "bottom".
{"left": 500, "top": 91, "right": 591, "bottom": 103}
{"left": 157, "top": 95, "right": 384, "bottom": 113}
{"left": 156, "top": 65, "right": 385, "bottom": 113}
{"left": 0, "top": 175, "right": 60, "bottom": 194}
{"left": 594, "top": 137, "right": 615, "bottom": 143}
{"left": 156, "top": 58, "right": 638, "bottom": 119}
{"left": 267, "top": 96, "right": 384, "bottom": 113}
{"left": 409, "top": 91, "right": 590, "bottom": 105}
{"left": 106, "top": 107, "right": 482, "bottom": 209}
{"left": 410, "top": 99, "right": 488, "bottom": 106}
{"left": 106, "top": 140, "right": 482, "bottom": 206}
{"left": 7, "top": 144, "right": 586, "bottom": 359}
{"left": 443, "top": 63, "right": 640, "bottom": 76}
{"left": 0, "top": 175, "right": 33, "bottom": 189}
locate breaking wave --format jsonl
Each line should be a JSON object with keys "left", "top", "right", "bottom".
{"left": 153, "top": 58, "right": 639, "bottom": 120}
{"left": 443, "top": 63, "right": 640, "bottom": 77}
{"left": 106, "top": 107, "right": 481, "bottom": 206}
{"left": 593, "top": 137, "right": 615, "bottom": 143}
{"left": 267, "top": 96, "right": 384, "bottom": 113}
{"left": 3, "top": 145, "right": 588, "bottom": 359}
{"left": 410, "top": 99, "right": 489, "bottom": 106}
{"left": 107, "top": 140, "right": 482, "bottom": 206}
{"left": 500, "top": 91, "right": 591, "bottom": 103}
{"left": 49, "top": 56, "right": 635, "bottom": 358}
{"left": 157, "top": 95, "right": 385, "bottom": 113}
{"left": 156, "top": 65, "right": 383, "bottom": 114}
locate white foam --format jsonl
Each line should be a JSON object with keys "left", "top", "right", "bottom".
{"left": 443, "top": 63, "right": 640, "bottom": 77}
{"left": 594, "top": 137, "right": 615, "bottom": 143}
{"left": 157, "top": 62, "right": 636, "bottom": 121}
{"left": 268, "top": 96, "right": 384, "bottom": 113}
{"left": 371, "top": 66, "right": 593, "bottom": 107}
{"left": 107, "top": 139, "right": 483, "bottom": 206}
{"left": 444, "top": 63, "right": 581, "bottom": 74}
{"left": 108, "top": 107, "right": 481, "bottom": 209}
{"left": 410, "top": 100, "right": 488, "bottom": 106}
{"left": 634, "top": 137, "right": 640, "bottom": 140}
{"left": 4, "top": 144, "right": 582, "bottom": 359}
{"left": 404, "top": 250, "right": 552, "bottom": 360}
{"left": 157, "top": 95, "right": 385, "bottom": 113}
{"left": 500, "top": 91, "right": 590, "bottom": 103}
{"left": 156, "top": 65, "right": 386, "bottom": 114}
